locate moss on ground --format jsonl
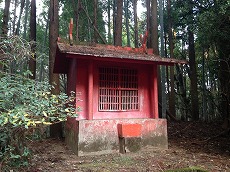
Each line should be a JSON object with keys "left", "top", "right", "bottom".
{"left": 165, "top": 166, "right": 208, "bottom": 172}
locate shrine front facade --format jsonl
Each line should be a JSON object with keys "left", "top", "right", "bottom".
{"left": 54, "top": 42, "right": 186, "bottom": 156}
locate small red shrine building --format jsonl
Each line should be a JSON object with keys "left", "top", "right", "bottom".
{"left": 54, "top": 42, "right": 186, "bottom": 156}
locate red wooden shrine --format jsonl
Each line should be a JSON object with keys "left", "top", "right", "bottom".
{"left": 54, "top": 41, "right": 186, "bottom": 156}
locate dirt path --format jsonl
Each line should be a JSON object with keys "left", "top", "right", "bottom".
{"left": 26, "top": 121, "right": 230, "bottom": 172}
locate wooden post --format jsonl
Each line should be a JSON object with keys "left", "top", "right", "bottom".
{"left": 88, "top": 60, "right": 93, "bottom": 120}
{"left": 69, "top": 18, "right": 73, "bottom": 45}
{"left": 151, "top": 64, "right": 159, "bottom": 119}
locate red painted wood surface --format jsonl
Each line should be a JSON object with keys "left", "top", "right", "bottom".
{"left": 88, "top": 60, "right": 94, "bottom": 120}
{"left": 117, "top": 123, "right": 142, "bottom": 137}
{"left": 75, "top": 60, "right": 88, "bottom": 119}
{"left": 73, "top": 60, "right": 158, "bottom": 120}
{"left": 152, "top": 64, "right": 159, "bottom": 118}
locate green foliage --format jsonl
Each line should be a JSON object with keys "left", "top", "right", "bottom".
{"left": 0, "top": 72, "right": 77, "bottom": 170}
{"left": 0, "top": 72, "right": 76, "bottom": 128}
{"left": 165, "top": 166, "right": 208, "bottom": 172}
{"left": 59, "top": 0, "right": 106, "bottom": 43}
{"left": 0, "top": 36, "right": 77, "bottom": 170}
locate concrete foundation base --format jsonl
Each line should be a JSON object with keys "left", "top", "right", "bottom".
{"left": 65, "top": 118, "right": 168, "bottom": 156}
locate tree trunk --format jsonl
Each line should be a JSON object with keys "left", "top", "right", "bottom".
{"left": 85, "top": 2, "right": 91, "bottom": 42}
{"left": 114, "top": 0, "right": 123, "bottom": 46}
{"left": 23, "top": 0, "right": 30, "bottom": 39}
{"left": 146, "top": 0, "right": 152, "bottom": 48}
{"left": 151, "top": 0, "right": 161, "bottom": 117}
{"left": 1, "top": 0, "right": 11, "bottom": 71}
{"left": 218, "top": 15, "right": 230, "bottom": 128}
{"left": 188, "top": 29, "right": 199, "bottom": 121}
{"left": 81, "top": 5, "right": 107, "bottom": 44}
{"left": 124, "top": 0, "right": 130, "bottom": 47}
{"left": 2, "top": 0, "right": 11, "bottom": 36}
{"left": 159, "top": 0, "right": 166, "bottom": 118}
{"left": 151, "top": 0, "right": 159, "bottom": 55}
{"left": 108, "top": 0, "right": 112, "bottom": 44}
{"left": 176, "top": 64, "right": 189, "bottom": 120}
{"left": 167, "top": 0, "right": 176, "bottom": 117}
{"left": 201, "top": 47, "right": 207, "bottom": 120}
{"left": 113, "top": 0, "right": 117, "bottom": 45}
{"left": 133, "top": 0, "right": 138, "bottom": 48}
{"left": 39, "top": 16, "right": 49, "bottom": 82}
{"left": 15, "top": 0, "right": 26, "bottom": 35}
{"left": 29, "top": 0, "right": 36, "bottom": 79}
{"left": 12, "top": 0, "right": 18, "bottom": 34}
{"left": 94, "top": 0, "right": 98, "bottom": 43}
{"left": 72, "top": 0, "right": 80, "bottom": 43}
{"left": 49, "top": 0, "right": 61, "bottom": 138}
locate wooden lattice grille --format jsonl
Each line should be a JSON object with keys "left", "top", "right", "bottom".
{"left": 99, "top": 67, "right": 139, "bottom": 111}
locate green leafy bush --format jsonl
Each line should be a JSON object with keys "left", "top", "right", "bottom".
{"left": 0, "top": 36, "right": 77, "bottom": 170}
{"left": 0, "top": 72, "right": 77, "bottom": 170}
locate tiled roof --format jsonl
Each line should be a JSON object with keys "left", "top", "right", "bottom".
{"left": 57, "top": 42, "right": 187, "bottom": 65}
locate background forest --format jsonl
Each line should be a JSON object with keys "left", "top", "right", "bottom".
{"left": 0, "top": 0, "right": 229, "bottom": 170}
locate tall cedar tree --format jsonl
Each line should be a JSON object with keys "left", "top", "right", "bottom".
{"left": 133, "top": 0, "right": 138, "bottom": 48}
{"left": 23, "top": 0, "right": 30, "bottom": 39}
{"left": 124, "top": 0, "right": 130, "bottom": 46}
{"left": 188, "top": 28, "right": 199, "bottom": 120}
{"left": 0, "top": 0, "right": 11, "bottom": 70}
{"left": 107, "top": 0, "right": 112, "bottom": 44}
{"left": 146, "top": 0, "right": 152, "bottom": 48}
{"left": 49, "top": 0, "right": 62, "bottom": 137}
{"left": 15, "top": 0, "right": 26, "bottom": 35}
{"left": 151, "top": 0, "right": 162, "bottom": 116}
{"left": 72, "top": 0, "right": 80, "bottom": 43}
{"left": 12, "top": 0, "right": 17, "bottom": 34}
{"left": 151, "top": 0, "right": 159, "bottom": 55}
{"left": 29, "top": 0, "right": 36, "bottom": 79}
{"left": 114, "top": 0, "right": 123, "bottom": 46}
{"left": 2, "top": 0, "right": 11, "bottom": 36}
{"left": 167, "top": 0, "right": 176, "bottom": 117}
{"left": 218, "top": 9, "right": 230, "bottom": 128}
{"left": 94, "top": 0, "right": 98, "bottom": 43}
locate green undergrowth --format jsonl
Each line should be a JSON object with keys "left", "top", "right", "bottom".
{"left": 165, "top": 166, "right": 208, "bottom": 172}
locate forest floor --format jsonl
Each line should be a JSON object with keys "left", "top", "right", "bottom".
{"left": 26, "top": 121, "right": 230, "bottom": 172}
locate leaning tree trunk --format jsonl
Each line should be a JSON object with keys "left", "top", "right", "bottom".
{"left": 49, "top": 0, "right": 61, "bottom": 138}
{"left": 188, "top": 28, "right": 199, "bottom": 121}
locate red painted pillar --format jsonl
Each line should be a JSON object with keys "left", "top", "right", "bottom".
{"left": 152, "top": 64, "right": 159, "bottom": 119}
{"left": 88, "top": 60, "right": 93, "bottom": 120}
